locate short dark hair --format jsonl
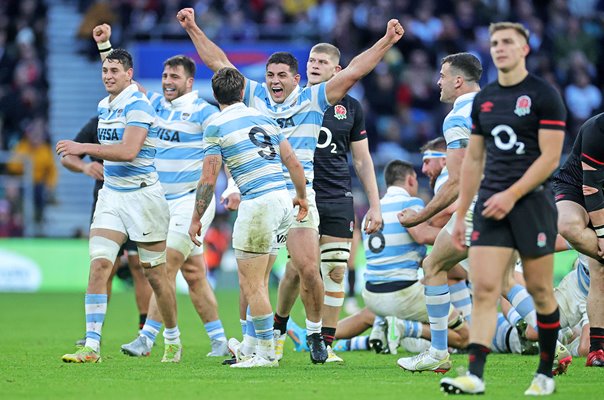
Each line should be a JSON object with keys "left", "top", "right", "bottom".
{"left": 420, "top": 137, "right": 447, "bottom": 153}
{"left": 212, "top": 67, "right": 245, "bottom": 106}
{"left": 384, "top": 160, "right": 415, "bottom": 187}
{"left": 441, "top": 52, "right": 482, "bottom": 83}
{"left": 266, "top": 52, "right": 298, "bottom": 74}
{"left": 163, "top": 55, "right": 196, "bottom": 78}
{"left": 105, "top": 48, "right": 133, "bottom": 70}
{"left": 489, "top": 22, "right": 530, "bottom": 43}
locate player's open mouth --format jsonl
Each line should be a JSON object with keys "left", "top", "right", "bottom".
{"left": 164, "top": 88, "right": 176, "bottom": 94}
{"left": 272, "top": 87, "right": 283, "bottom": 95}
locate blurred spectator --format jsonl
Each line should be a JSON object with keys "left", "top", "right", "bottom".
{"left": 6, "top": 116, "right": 56, "bottom": 225}
{"left": 0, "top": 0, "right": 47, "bottom": 151}
{"left": 564, "top": 68, "right": 602, "bottom": 138}
{"left": 0, "top": 179, "right": 24, "bottom": 237}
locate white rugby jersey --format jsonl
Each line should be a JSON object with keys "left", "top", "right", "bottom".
{"left": 443, "top": 92, "right": 476, "bottom": 149}
{"left": 362, "top": 186, "right": 427, "bottom": 283}
{"left": 97, "top": 83, "right": 157, "bottom": 191}
{"left": 203, "top": 103, "right": 287, "bottom": 200}
{"left": 148, "top": 90, "right": 219, "bottom": 200}
{"left": 244, "top": 80, "right": 331, "bottom": 190}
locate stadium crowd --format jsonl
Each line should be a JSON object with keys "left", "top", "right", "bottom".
{"left": 0, "top": 0, "right": 51, "bottom": 236}
{"left": 77, "top": 0, "right": 604, "bottom": 152}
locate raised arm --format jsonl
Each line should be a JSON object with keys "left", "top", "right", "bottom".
{"left": 92, "top": 24, "right": 112, "bottom": 62}
{"left": 325, "top": 19, "right": 404, "bottom": 105}
{"left": 177, "top": 8, "right": 235, "bottom": 72}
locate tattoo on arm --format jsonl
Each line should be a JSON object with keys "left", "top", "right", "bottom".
{"left": 208, "top": 157, "right": 220, "bottom": 175}
{"left": 195, "top": 183, "right": 215, "bottom": 217}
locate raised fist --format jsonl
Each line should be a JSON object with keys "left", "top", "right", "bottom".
{"left": 176, "top": 8, "right": 196, "bottom": 30}
{"left": 92, "top": 24, "right": 111, "bottom": 43}
{"left": 385, "top": 19, "right": 404, "bottom": 44}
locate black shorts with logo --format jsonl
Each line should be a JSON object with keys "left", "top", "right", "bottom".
{"left": 471, "top": 186, "right": 557, "bottom": 257}
{"left": 317, "top": 200, "right": 355, "bottom": 239}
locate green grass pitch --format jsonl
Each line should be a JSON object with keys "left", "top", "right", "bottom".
{"left": 0, "top": 291, "right": 601, "bottom": 399}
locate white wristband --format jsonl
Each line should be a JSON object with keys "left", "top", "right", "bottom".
{"left": 97, "top": 40, "right": 112, "bottom": 53}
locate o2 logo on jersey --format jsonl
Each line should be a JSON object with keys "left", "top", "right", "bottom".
{"left": 367, "top": 230, "right": 385, "bottom": 254}
{"left": 491, "top": 124, "right": 525, "bottom": 155}
{"left": 249, "top": 126, "right": 276, "bottom": 160}
{"left": 317, "top": 127, "right": 337, "bottom": 154}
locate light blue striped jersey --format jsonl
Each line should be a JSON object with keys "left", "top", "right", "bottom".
{"left": 362, "top": 186, "right": 427, "bottom": 283}
{"left": 443, "top": 92, "right": 477, "bottom": 149}
{"left": 243, "top": 80, "right": 330, "bottom": 190}
{"left": 147, "top": 90, "right": 219, "bottom": 200}
{"left": 203, "top": 103, "right": 287, "bottom": 200}
{"left": 576, "top": 258, "right": 590, "bottom": 298}
{"left": 434, "top": 167, "right": 448, "bottom": 194}
{"left": 97, "top": 84, "right": 157, "bottom": 191}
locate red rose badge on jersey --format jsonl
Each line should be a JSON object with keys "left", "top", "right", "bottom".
{"left": 514, "top": 95, "right": 532, "bottom": 117}
{"left": 334, "top": 105, "right": 347, "bottom": 120}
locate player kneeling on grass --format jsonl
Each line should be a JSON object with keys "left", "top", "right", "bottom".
{"left": 188, "top": 67, "right": 308, "bottom": 368}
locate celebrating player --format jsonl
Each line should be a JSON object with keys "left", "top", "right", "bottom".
{"left": 177, "top": 6, "right": 402, "bottom": 364}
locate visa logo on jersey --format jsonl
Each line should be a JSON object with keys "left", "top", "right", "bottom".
{"left": 157, "top": 128, "right": 181, "bottom": 142}
{"left": 97, "top": 128, "right": 119, "bottom": 141}
{"left": 275, "top": 117, "right": 295, "bottom": 129}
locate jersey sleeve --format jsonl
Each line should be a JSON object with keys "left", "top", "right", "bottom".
{"left": 537, "top": 84, "right": 567, "bottom": 131}
{"left": 194, "top": 100, "right": 220, "bottom": 131}
{"left": 202, "top": 124, "right": 222, "bottom": 156}
{"left": 350, "top": 97, "right": 368, "bottom": 142}
{"left": 125, "top": 98, "right": 156, "bottom": 129}
{"left": 243, "top": 78, "right": 261, "bottom": 107}
{"left": 313, "top": 82, "right": 331, "bottom": 112}
{"left": 146, "top": 91, "right": 162, "bottom": 110}
{"left": 405, "top": 197, "right": 425, "bottom": 212}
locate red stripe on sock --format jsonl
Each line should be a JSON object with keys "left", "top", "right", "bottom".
{"left": 591, "top": 335, "right": 604, "bottom": 339}
{"left": 537, "top": 321, "right": 560, "bottom": 329}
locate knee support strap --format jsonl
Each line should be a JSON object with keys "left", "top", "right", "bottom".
{"left": 320, "top": 242, "right": 350, "bottom": 307}
{"left": 167, "top": 231, "right": 195, "bottom": 259}
{"left": 89, "top": 236, "right": 121, "bottom": 263}
{"left": 138, "top": 247, "right": 167, "bottom": 268}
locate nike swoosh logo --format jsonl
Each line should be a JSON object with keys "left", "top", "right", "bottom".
{"left": 143, "top": 232, "right": 151, "bottom": 236}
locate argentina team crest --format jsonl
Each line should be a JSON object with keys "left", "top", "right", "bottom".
{"left": 334, "top": 104, "right": 347, "bottom": 120}
{"left": 181, "top": 112, "right": 191, "bottom": 120}
{"left": 514, "top": 95, "right": 531, "bottom": 117}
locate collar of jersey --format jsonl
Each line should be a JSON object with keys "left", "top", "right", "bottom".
{"left": 265, "top": 84, "right": 301, "bottom": 109}
{"left": 109, "top": 83, "right": 138, "bottom": 110}
{"left": 453, "top": 91, "right": 478, "bottom": 109}
{"left": 385, "top": 185, "right": 411, "bottom": 198}
{"left": 221, "top": 102, "right": 246, "bottom": 114}
{"left": 168, "top": 90, "right": 199, "bottom": 109}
